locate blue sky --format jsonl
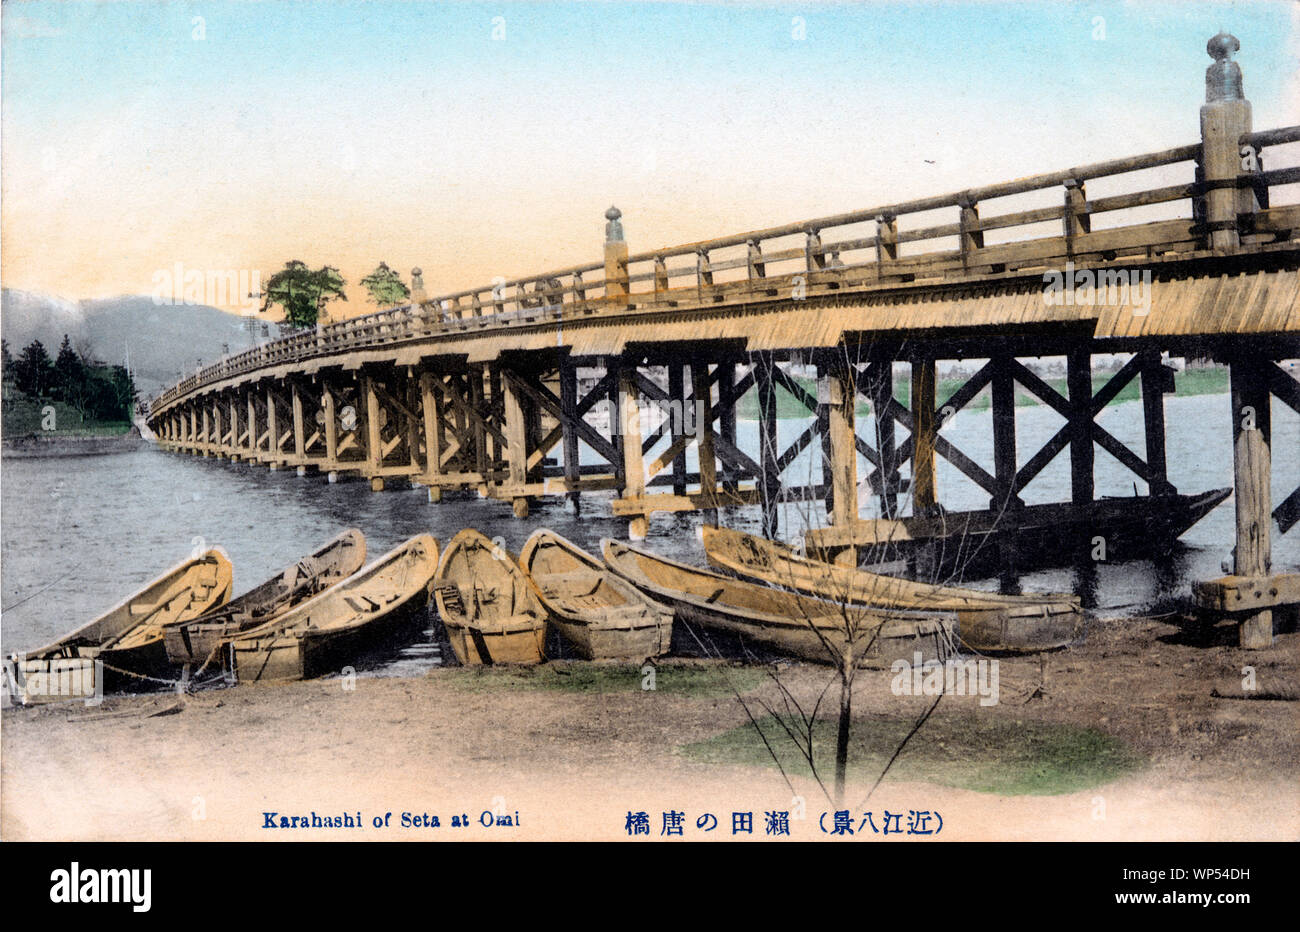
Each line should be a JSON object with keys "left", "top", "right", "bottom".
{"left": 3, "top": 0, "right": 1297, "bottom": 306}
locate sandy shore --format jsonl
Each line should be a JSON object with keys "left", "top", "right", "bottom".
{"left": 3, "top": 613, "right": 1296, "bottom": 842}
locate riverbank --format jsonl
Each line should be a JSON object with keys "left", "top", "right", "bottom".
{"left": 3, "top": 609, "right": 1295, "bottom": 841}
{"left": 1, "top": 429, "right": 146, "bottom": 458}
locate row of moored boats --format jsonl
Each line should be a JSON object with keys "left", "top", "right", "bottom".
{"left": 8, "top": 526, "right": 1084, "bottom": 703}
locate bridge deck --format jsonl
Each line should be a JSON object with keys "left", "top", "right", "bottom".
{"left": 150, "top": 123, "right": 1299, "bottom": 416}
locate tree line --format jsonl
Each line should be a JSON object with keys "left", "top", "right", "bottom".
{"left": 2, "top": 336, "right": 138, "bottom": 424}
{"left": 261, "top": 261, "right": 411, "bottom": 329}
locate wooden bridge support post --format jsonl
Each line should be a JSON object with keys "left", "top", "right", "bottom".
{"left": 827, "top": 362, "right": 859, "bottom": 566}
{"left": 718, "top": 362, "right": 739, "bottom": 495}
{"left": 291, "top": 380, "right": 307, "bottom": 475}
{"left": 911, "top": 356, "right": 937, "bottom": 514}
{"left": 228, "top": 396, "right": 241, "bottom": 462}
{"left": 419, "top": 372, "right": 444, "bottom": 503}
{"left": 470, "top": 367, "right": 489, "bottom": 494}
{"left": 1230, "top": 355, "right": 1273, "bottom": 648}
{"left": 816, "top": 368, "right": 834, "bottom": 516}
{"left": 404, "top": 374, "right": 422, "bottom": 476}
{"left": 755, "top": 352, "right": 781, "bottom": 538}
{"left": 246, "top": 390, "right": 258, "bottom": 465}
{"left": 1139, "top": 348, "right": 1175, "bottom": 495}
{"left": 606, "top": 358, "right": 624, "bottom": 480}
{"left": 502, "top": 370, "right": 531, "bottom": 518}
{"left": 211, "top": 399, "right": 223, "bottom": 460}
{"left": 559, "top": 359, "right": 581, "bottom": 513}
{"left": 362, "top": 374, "right": 384, "bottom": 492}
{"left": 668, "top": 364, "right": 688, "bottom": 496}
{"left": 188, "top": 406, "right": 198, "bottom": 455}
{"left": 488, "top": 366, "right": 505, "bottom": 483}
{"left": 200, "top": 406, "right": 211, "bottom": 457}
{"left": 866, "top": 360, "right": 898, "bottom": 519}
{"left": 265, "top": 384, "right": 279, "bottom": 470}
{"left": 322, "top": 381, "right": 339, "bottom": 482}
{"left": 991, "top": 352, "right": 1020, "bottom": 510}
{"left": 991, "top": 351, "right": 1022, "bottom": 587}
{"left": 618, "top": 362, "right": 648, "bottom": 540}
{"left": 691, "top": 362, "right": 719, "bottom": 526}
{"left": 1067, "top": 347, "right": 1094, "bottom": 506}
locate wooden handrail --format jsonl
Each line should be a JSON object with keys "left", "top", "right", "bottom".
{"left": 148, "top": 127, "right": 1300, "bottom": 414}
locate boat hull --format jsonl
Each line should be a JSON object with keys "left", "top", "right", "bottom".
{"left": 434, "top": 529, "right": 548, "bottom": 666}
{"left": 440, "top": 614, "right": 548, "bottom": 666}
{"left": 227, "top": 535, "right": 439, "bottom": 683}
{"left": 602, "top": 540, "right": 955, "bottom": 669}
{"left": 520, "top": 529, "right": 673, "bottom": 661}
{"left": 703, "top": 526, "right": 1083, "bottom": 653}
{"left": 804, "top": 489, "right": 1232, "bottom": 579}
{"left": 9, "top": 549, "right": 232, "bottom": 703}
{"left": 163, "top": 529, "right": 367, "bottom": 665}
{"left": 671, "top": 600, "right": 952, "bottom": 668}
{"left": 549, "top": 612, "right": 671, "bottom": 661}
{"left": 229, "top": 590, "right": 428, "bottom": 682}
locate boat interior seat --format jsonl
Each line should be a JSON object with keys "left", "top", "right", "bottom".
{"left": 540, "top": 574, "right": 602, "bottom": 600}
{"left": 344, "top": 594, "right": 382, "bottom": 613}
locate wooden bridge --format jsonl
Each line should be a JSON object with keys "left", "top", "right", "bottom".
{"left": 149, "top": 35, "right": 1299, "bottom": 647}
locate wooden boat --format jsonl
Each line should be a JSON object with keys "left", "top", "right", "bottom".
{"left": 702, "top": 526, "right": 1083, "bottom": 653}
{"left": 8, "top": 550, "right": 233, "bottom": 703}
{"left": 803, "top": 488, "right": 1232, "bottom": 578}
{"left": 519, "top": 529, "right": 673, "bottom": 660}
{"left": 433, "top": 529, "right": 547, "bottom": 665}
{"left": 602, "top": 539, "right": 954, "bottom": 668}
{"left": 163, "top": 529, "right": 367, "bottom": 666}
{"left": 228, "top": 534, "right": 438, "bottom": 683}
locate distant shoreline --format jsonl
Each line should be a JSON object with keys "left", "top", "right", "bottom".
{"left": 1, "top": 428, "right": 147, "bottom": 459}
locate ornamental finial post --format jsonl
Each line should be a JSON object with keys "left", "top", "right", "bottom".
{"left": 1205, "top": 32, "right": 1243, "bottom": 102}
{"left": 605, "top": 205, "right": 624, "bottom": 244}
{"left": 603, "top": 206, "right": 629, "bottom": 303}
{"left": 1199, "top": 32, "right": 1254, "bottom": 250}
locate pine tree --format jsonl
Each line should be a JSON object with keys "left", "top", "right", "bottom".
{"left": 360, "top": 262, "right": 411, "bottom": 307}
{"left": 13, "top": 340, "right": 54, "bottom": 398}
{"left": 54, "top": 334, "right": 85, "bottom": 405}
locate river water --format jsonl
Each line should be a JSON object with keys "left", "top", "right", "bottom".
{"left": 2, "top": 390, "right": 1296, "bottom": 671}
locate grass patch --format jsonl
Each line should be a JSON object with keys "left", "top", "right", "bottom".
{"left": 2, "top": 397, "right": 130, "bottom": 436}
{"left": 438, "top": 660, "right": 769, "bottom": 697}
{"left": 682, "top": 712, "right": 1144, "bottom": 796}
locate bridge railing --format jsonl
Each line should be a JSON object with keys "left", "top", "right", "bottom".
{"left": 150, "top": 125, "right": 1300, "bottom": 414}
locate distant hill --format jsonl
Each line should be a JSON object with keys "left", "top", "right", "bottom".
{"left": 1, "top": 290, "right": 282, "bottom": 397}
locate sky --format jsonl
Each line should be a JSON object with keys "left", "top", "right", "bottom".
{"left": 2, "top": 0, "right": 1297, "bottom": 317}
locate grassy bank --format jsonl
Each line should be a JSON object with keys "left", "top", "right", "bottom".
{"left": 1, "top": 397, "right": 131, "bottom": 437}
{"left": 735, "top": 365, "right": 1229, "bottom": 419}
{"left": 439, "top": 660, "right": 769, "bottom": 698}
{"left": 682, "top": 712, "right": 1145, "bottom": 796}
